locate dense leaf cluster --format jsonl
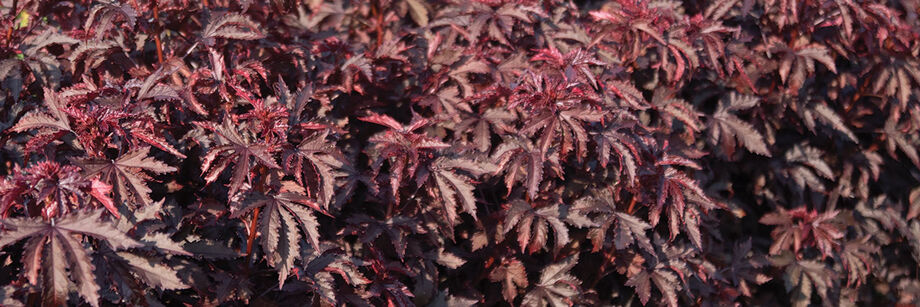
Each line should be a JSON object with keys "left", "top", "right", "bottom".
{"left": 1, "top": 0, "right": 919, "bottom": 306}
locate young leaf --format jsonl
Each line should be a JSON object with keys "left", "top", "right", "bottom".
{"left": 708, "top": 93, "right": 771, "bottom": 156}
{"left": 203, "top": 13, "right": 265, "bottom": 42}
{"left": 74, "top": 147, "right": 176, "bottom": 208}
{"left": 521, "top": 255, "right": 581, "bottom": 307}
{"left": 488, "top": 257, "right": 529, "bottom": 303}
{"left": 627, "top": 264, "right": 681, "bottom": 307}
{"left": 198, "top": 118, "right": 281, "bottom": 197}
{"left": 503, "top": 200, "right": 571, "bottom": 254}
{"left": 232, "top": 189, "right": 329, "bottom": 286}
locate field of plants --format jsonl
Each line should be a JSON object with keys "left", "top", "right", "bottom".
{"left": 2, "top": 0, "right": 920, "bottom": 306}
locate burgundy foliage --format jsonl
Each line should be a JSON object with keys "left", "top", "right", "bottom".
{"left": 2, "top": 0, "right": 920, "bottom": 306}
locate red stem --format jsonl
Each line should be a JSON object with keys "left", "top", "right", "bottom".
{"left": 373, "top": 0, "right": 384, "bottom": 50}
{"left": 626, "top": 195, "right": 638, "bottom": 214}
{"left": 153, "top": 1, "right": 164, "bottom": 64}
{"left": 245, "top": 207, "right": 261, "bottom": 256}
